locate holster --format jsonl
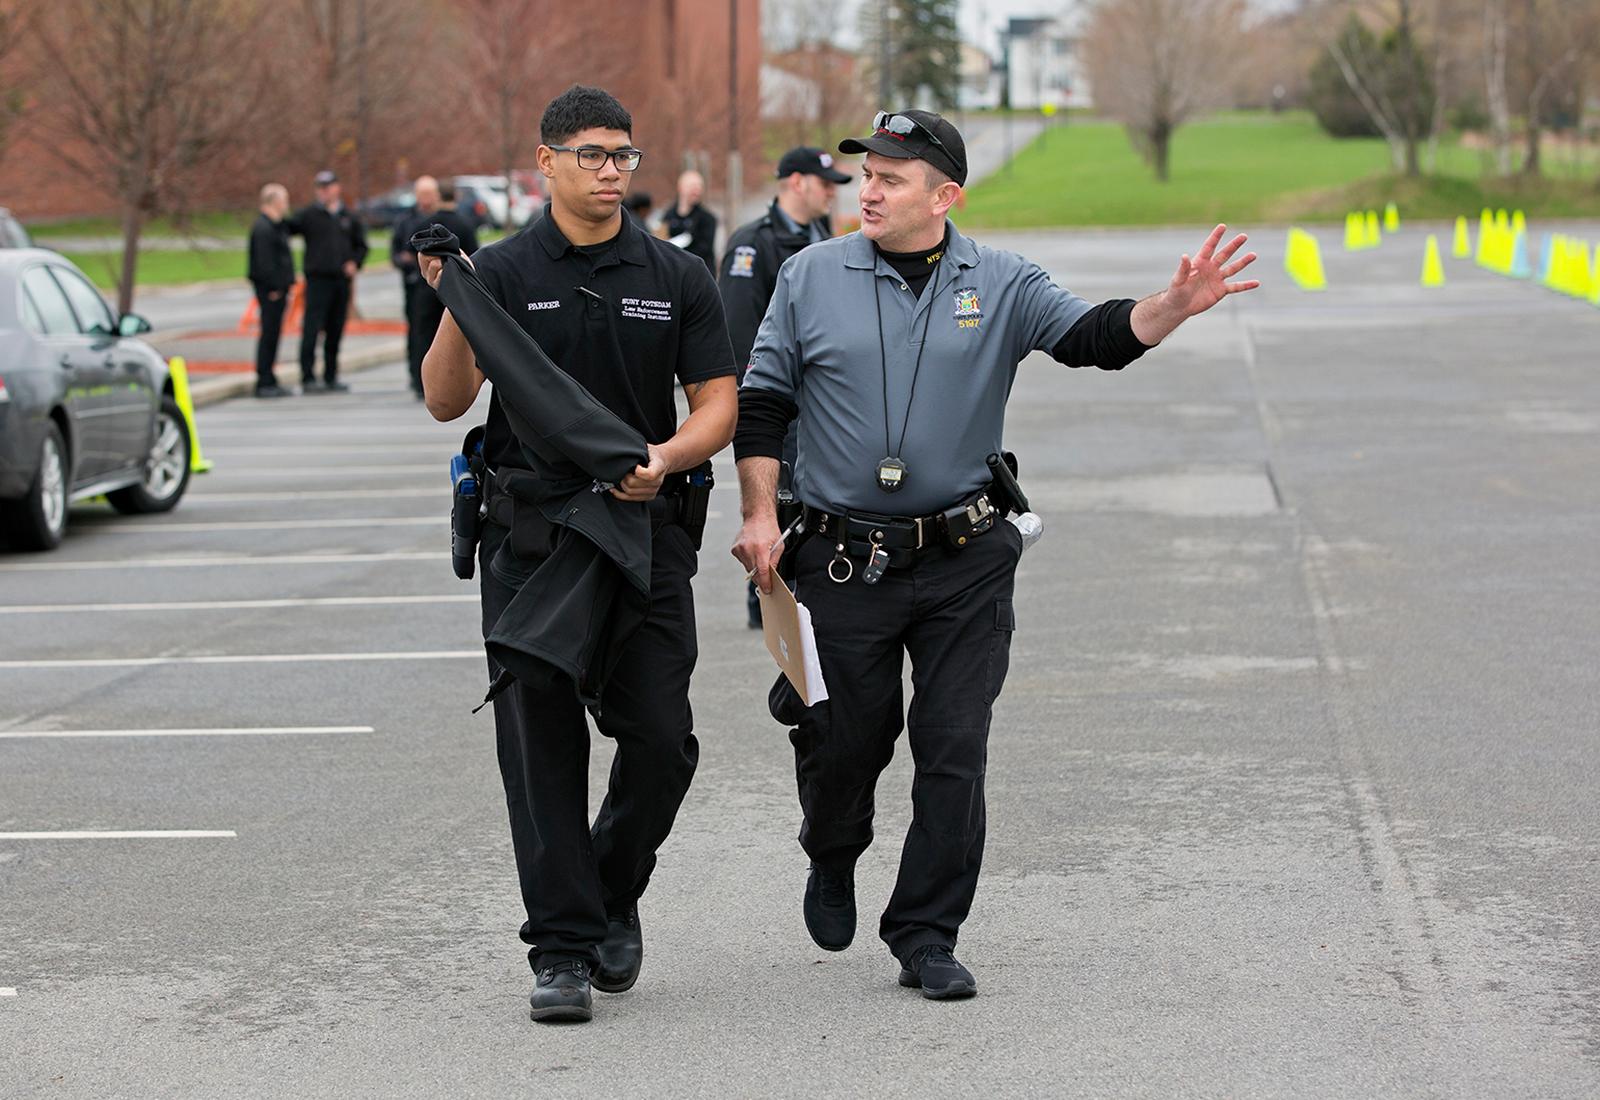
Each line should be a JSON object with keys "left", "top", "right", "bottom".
{"left": 450, "top": 426, "right": 487, "bottom": 580}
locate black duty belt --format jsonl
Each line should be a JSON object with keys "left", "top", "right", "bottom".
{"left": 804, "top": 488, "right": 1001, "bottom": 583}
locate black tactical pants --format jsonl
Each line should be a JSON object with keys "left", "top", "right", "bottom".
{"left": 253, "top": 290, "right": 287, "bottom": 389}
{"left": 403, "top": 278, "right": 445, "bottom": 396}
{"left": 779, "top": 520, "right": 1021, "bottom": 963}
{"left": 479, "top": 515, "right": 701, "bottom": 971}
{"left": 299, "top": 274, "right": 350, "bottom": 384}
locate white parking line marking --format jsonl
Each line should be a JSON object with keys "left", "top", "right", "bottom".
{"left": 0, "top": 595, "right": 476, "bottom": 615}
{"left": 0, "top": 988, "right": 16, "bottom": 996}
{"left": 90, "top": 517, "right": 438, "bottom": 534}
{"left": 0, "top": 551, "right": 443, "bottom": 572}
{"left": 0, "top": 726, "right": 375, "bottom": 739}
{"left": 0, "top": 651, "right": 480, "bottom": 670}
{"left": 0, "top": 831, "right": 236, "bottom": 840}
{"left": 184, "top": 489, "right": 430, "bottom": 503}
{"left": 203, "top": 464, "right": 439, "bottom": 477}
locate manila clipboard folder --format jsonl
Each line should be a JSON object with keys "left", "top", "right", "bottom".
{"left": 755, "top": 573, "right": 829, "bottom": 707}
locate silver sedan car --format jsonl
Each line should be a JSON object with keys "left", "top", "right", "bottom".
{"left": 0, "top": 249, "right": 189, "bottom": 551}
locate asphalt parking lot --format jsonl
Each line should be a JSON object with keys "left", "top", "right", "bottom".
{"left": 2, "top": 225, "right": 1599, "bottom": 1097}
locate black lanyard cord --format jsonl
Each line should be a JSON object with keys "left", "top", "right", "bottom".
{"left": 873, "top": 271, "right": 938, "bottom": 461}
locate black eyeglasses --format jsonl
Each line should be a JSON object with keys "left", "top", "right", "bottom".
{"left": 872, "top": 111, "right": 947, "bottom": 152}
{"left": 548, "top": 145, "right": 644, "bottom": 172}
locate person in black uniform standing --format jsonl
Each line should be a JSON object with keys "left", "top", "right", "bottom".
{"left": 392, "top": 176, "right": 479, "bottom": 400}
{"left": 419, "top": 85, "right": 738, "bottom": 1024}
{"left": 286, "top": 169, "right": 368, "bottom": 393}
{"left": 718, "top": 146, "right": 850, "bottom": 627}
{"left": 661, "top": 169, "right": 717, "bottom": 271}
{"left": 246, "top": 182, "right": 295, "bottom": 399}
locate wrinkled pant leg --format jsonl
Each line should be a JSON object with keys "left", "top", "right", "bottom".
{"left": 479, "top": 521, "right": 606, "bottom": 969}
{"left": 322, "top": 276, "right": 351, "bottom": 383}
{"left": 402, "top": 278, "right": 426, "bottom": 392}
{"left": 785, "top": 535, "right": 911, "bottom": 872}
{"left": 589, "top": 523, "right": 701, "bottom": 910}
{"left": 255, "top": 291, "right": 286, "bottom": 388}
{"left": 413, "top": 287, "right": 445, "bottom": 398}
{"left": 880, "top": 526, "right": 1022, "bottom": 963}
{"left": 299, "top": 277, "right": 335, "bottom": 383}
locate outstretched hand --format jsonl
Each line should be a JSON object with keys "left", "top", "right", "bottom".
{"left": 1164, "top": 224, "right": 1259, "bottom": 319}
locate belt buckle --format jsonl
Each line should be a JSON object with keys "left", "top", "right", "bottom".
{"left": 913, "top": 516, "right": 927, "bottom": 550}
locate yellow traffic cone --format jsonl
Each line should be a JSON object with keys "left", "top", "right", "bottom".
{"left": 1344, "top": 212, "right": 1363, "bottom": 251}
{"left": 1453, "top": 215, "right": 1470, "bottom": 258}
{"left": 167, "top": 356, "right": 213, "bottom": 474}
{"left": 1285, "top": 228, "right": 1326, "bottom": 291}
{"left": 1512, "top": 210, "right": 1527, "bottom": 236}
{"left": 1574, "top": 242, "right": 1595, "bottom": 300}
{"left": 1365, "top": 210, "right": 1382, "bottom": 247}
{"left": 1590, "top": 250, "right": 1600, "bottom": 306}
{"left": 1476, "top": 209, "right": 1492, "bottom": 265}
{"left": 1384, "top": 202, "right": 1400, "bottom": 232}
{"left": 1420, "top": 235, "right": 1445, "bottom": 287}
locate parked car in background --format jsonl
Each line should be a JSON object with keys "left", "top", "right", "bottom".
{"left": 450, "top": 182, "right": 495, "bottom": 231}
{"left": 453, "top": 175, "right": 513, "bottom": 229}
{"left": 0, "top": 207, "right": 32, "bottom": 249}
{"left": 355, "top": 186, "right": 416, "bottom": 229}
{"left": 0, "top": 249, "right": 191, "bottom": 550}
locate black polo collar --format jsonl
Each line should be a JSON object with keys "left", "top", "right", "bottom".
{"left": 533, "top": 202, "right": 648, "bottom": 267}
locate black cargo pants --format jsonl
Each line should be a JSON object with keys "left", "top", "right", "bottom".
{"left": 479, "top": 508, "right": 701, "bottom": 971}
{"left": 777, "top": 519, "right": 1022, "bottom": 963}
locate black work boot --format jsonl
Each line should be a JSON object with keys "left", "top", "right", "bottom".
{"left": 897, "top": 945, "right": 977, "bottom": 1000}
{"left": 593, "top": 904, "right": 643, "bottom": 994}
{"left": 803, "top": 863, "right": 856, "bottom": 951}
{"left": 529, "top": 959, "right": 594, "bottom": 1023}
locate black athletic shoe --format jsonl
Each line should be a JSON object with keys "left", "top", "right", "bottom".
{"left": 254, "top": 384, "right": 293, "bottom": 399}
{"left": 300, "top": 379, "right": 324, "bottom": 394}
{"left": 593, "top": 904, "right": 643, "bottom": 993}
{"left": 529, "top": 959, "right": 593, "bottom": 1023}
{"left": 897, "top": 945, "right": 977, "bottom": 1000}
{"left": 803, "top": 863, "right": 855, "bottom": 951}
{"left": 322, "top": 380, "right": 351, "bottom": 393}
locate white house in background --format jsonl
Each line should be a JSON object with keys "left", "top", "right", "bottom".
{"left": 1002, "top": 6, "right": 1092, "bottom": 111}
{"left": 958, "top": 42, "right": 1002, "bottom": 111}
{"left": 760, "top": 62, "right": 821, "bottom": 122}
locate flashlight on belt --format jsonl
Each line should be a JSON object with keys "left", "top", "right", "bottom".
{"left": 450, "top": 451, "right": 482, "bottom": 580}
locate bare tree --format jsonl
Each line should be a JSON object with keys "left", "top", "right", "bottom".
{"left": 1083, "top": 0, "right": 1245, "bottom": 182}
{"left": 455, "top": 0, "right": 583, "bottom": 183}
{"left": 764, "top": 0, "right": 871, "bottom": 149}
{"left": 33, "top": 0, "right": 265, "bottom": 312}
{"left": 0, "top": 2, "right": 34, "bottom": 162}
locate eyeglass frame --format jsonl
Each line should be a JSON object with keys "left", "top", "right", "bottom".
{"left": 872, "top": 111, "right": 948, "bottom": 153}
{"left": 546, "top": 144, "right": 645, "bottom": 172}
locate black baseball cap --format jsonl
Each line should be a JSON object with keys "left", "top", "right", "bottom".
{"left": 775, "top": 146, "right": 852, "bottom": 184}
{"left": 314, "top": 169, "right": 338, "bottom": 186}
{"left": 838, "top": 110, "right": 967, "bottom": 186}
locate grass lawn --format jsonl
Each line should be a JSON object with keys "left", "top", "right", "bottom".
{"left": 63, "top": 248, "right": 293, "bottom": 291}
{"left": 958, "top": 111, "right": 1600, "bottom": 229}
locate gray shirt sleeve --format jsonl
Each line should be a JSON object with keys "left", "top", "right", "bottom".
{"left": 1014, "top": 257, "right": 1093, "bottom": 355}
{"left": 739, "top": 262, "right": 803, "bottom": 400}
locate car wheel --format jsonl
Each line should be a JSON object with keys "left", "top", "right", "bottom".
{"left": 1, "top": 420, "right": 70, "bottom": 551}
{"left": 108, "top": 396, "right": 192, "bottom": 515}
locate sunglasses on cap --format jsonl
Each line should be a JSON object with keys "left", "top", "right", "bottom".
{"left": 872, "top": 111, "right": 949, "bottom": 153}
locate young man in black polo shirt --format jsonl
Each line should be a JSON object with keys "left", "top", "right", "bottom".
{"left": 420, "top": 85, "right": 738, "bottom": 1023}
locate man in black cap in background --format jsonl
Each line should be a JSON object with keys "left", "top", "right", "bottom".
{"left": 286, "top": 170, "right": 368, "bottom": 393}
{"left": 718, "top": 146, "right": 850, "bottom": 627}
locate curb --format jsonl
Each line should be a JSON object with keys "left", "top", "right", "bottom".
{"left": 187, "top": 340, "right": 406, "bottom": 409}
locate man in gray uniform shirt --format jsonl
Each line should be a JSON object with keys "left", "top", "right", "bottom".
{"left": 731, "top": 110, "right": 1259, "bottom": 1000}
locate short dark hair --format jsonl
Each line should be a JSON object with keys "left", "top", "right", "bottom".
{"left": 541, "top": 85, "right": 633, "bottom": 146}
{"left": 437, "top": 178, "right": 456, "bottom": 203}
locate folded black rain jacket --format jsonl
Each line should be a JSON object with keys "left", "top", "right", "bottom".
{"left": 411, "top": 224, "right": 652, "bottom": 712}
